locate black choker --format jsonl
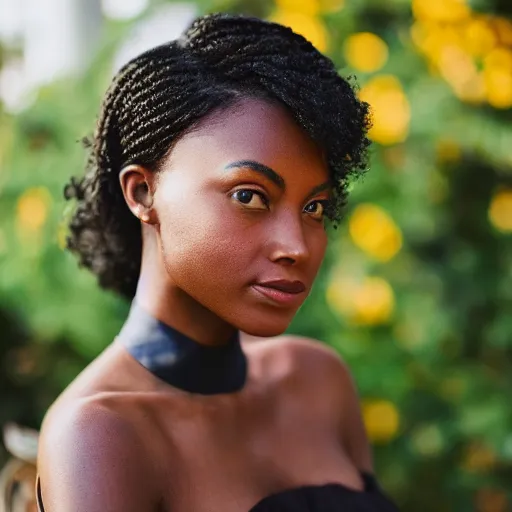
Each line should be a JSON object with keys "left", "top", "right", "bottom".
{"left": 117, "top": 301, "right": 247, "bottom": 395}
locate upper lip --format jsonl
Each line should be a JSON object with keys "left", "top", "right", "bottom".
{"left": 255, "top": 279, "right": 306, "bottom": 294}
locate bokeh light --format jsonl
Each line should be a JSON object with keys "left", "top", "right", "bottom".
{"left": 488, "top": 189, "right": 512, "bottom": 232}
{"left": 269, "top": 9, "right": 329, "bottom": 52}
{"left": 344, "top": 32, "right": 389, "bottom": 73}
{"left": 363, "top": 400, "right": 400, "bottom": 444}
{"left": 16, "top": 187, "right": 52, "bottom": 235}
{"left": 348, "top": 204, "right": 402, "bottom": 262}
{"left": 359, "top": 75, "right": 411, "bottom": 146}
{"left": 327, "top": 276, "right": 395, "bottom": 326}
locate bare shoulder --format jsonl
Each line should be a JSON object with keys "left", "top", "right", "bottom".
{"left": 260, "top": 334, "right": 353, "bottom": 385}
{"left": 38, "top": 396, "right": 161, "bottom": 511}
{"left": 260, "top": 334, "right": 374, "bottom": 472}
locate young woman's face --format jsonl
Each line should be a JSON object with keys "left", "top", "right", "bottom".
{"left": 152, "top": 97, "right": 330, "bottom": 337}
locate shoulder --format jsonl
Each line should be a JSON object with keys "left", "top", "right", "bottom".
{"left": 37, "top": 396, "right": 161, "bottom": 511}
{"left": 247, "top": 334, "right": 355, "bottom": 406}
{"left": 39, "top": 395, "right": 142, "bottom": 452}
{"left": 269, "top": 335, "right": 374, "bottom": 472}
{"left": 267, "top": 334, "right": 353, "bottom": 387}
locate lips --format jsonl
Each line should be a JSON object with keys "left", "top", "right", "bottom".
{"left": 255, "top": 279, "right": 306, "bottom": 294}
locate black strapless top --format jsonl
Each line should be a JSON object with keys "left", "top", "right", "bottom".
{"left": 249, "top": 472, "right": 399, "bottom": 511}
{"left": 36, "top": 471, "right": 399, "bottom": 511}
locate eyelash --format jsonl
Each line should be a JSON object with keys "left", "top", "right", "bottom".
{"left": 231, "top": 188, "right": 329, "bottom": 222}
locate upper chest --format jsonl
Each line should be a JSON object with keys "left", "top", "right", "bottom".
{"left": 139, "top": 389, "right": 357, "bottom": 512}
{"left": 131, "top": 372, "right": 357, "bottom": 511}
{"left": 136, "top": 338, "right": 336, "bottom": 458}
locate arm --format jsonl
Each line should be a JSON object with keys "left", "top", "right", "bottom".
{"left": 37, "top": 399, "right": 161, "bottom": 512}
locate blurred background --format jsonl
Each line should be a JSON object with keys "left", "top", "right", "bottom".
{"left": 0, "top": 0, "right": 511, "bottom": 510}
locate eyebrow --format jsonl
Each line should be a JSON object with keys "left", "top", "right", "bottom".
{"left": 224, "top": 160, "right": 331, "bottom": 199}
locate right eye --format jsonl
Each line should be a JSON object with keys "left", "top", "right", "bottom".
{"left": 231, "top": 189, "right": 269, "bottom": 209}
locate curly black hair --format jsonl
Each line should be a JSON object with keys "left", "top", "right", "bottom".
{"left": 64, "top": 12, "right": 372, "bottom": 300}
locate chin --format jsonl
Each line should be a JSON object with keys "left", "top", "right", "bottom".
{"left": 237, "top": 314, "right": 293, "bottom": 339}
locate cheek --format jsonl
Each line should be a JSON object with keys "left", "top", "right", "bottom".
{"left": 156, "top": 188, "right": 254, "bottom": 296}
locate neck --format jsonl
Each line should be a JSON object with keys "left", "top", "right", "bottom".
{"left": 135, "top": 225, "right": 237, "bottom": 347}
{"left": 118, "top": 300, "right": 247, "bottom": 395}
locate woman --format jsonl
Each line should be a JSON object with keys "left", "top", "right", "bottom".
{"left": 36, "top": 12, "right": 398, "bottom": 512}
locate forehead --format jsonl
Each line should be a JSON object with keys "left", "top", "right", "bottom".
{"left": 164, "top": 97, "right": 329, "bottom": 184}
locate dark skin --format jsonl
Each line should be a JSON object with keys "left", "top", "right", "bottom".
{"left": 37, "top": 98, "right": 372, "bottom": 512}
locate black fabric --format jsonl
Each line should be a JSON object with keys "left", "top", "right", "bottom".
{"left": 250, "top": 472, "right": 399, "bottom": 511}
{"left": 36, "top": 472, "right": 400, "bottom": 511}
{"left": 117, "top": 299, "right": 247, "bottom": 394}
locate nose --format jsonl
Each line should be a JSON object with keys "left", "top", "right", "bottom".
{"left": 267, "top": 211, "right": 311, "bottom": 266}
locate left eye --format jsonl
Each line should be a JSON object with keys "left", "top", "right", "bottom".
{"left": 304, "top": 200, "right": 328, "bottom": 221}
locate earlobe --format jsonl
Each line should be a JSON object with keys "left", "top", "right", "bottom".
{"left": 119, "top": 164, "right": 158, "bottom": 224}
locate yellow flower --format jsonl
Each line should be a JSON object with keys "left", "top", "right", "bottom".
{"left": 349, "top": 204, "right": 402, "bottom": 261}
{"left": 412, "top": 0, "right": 471, "bottom": 23}
{"left": 464, "top": 17, "right": 497, "bottom": 58}
{"left": 493, "top": 16, "right": 512, "bottom": 46}
{"left": 16, "top": 187, "right": 52, "bottom": 234}
{"left": 484, "top": 66, "right": 512, "bottom": 109}
{"left": 488, "top": 189, "right": 512, "bottom": 232}
{"left": 484, "top": 47, "right": 512, "bottom": 72}
{"left": 275, "top": 0, "right": 320, "bottom": 16}
{"left": 363, "top": 400, "right": 400, "bottom": 444}
{"left": 326, "top": 275, "right": 395, "bottom": 325}
{"left": 410, "top": 21, "right": 445, "bottom": 60}
{"left": 482, "top": 48, "right": 512, "bottom": 108}
{"left": 319, "top": 0, "right": 344, "bottom": 13}
{"left": 269, "top": 10, "right": 328, "bottom": 52}
{"left": 275, "top": 0, "right": 344, "bottom": 14}
{"left": 359, "top": 76, "right": 410, "bottom": 145}
{"left": 438, "top": 46, "right": 485, "bottom": 104}
{"left": 352, "top": 277, "right": 395, "bottom": 325}
{"left": 455, "top": 74, "right": 486, "bottom": 104}
{"left": 344, "top": 32, "right": 389, "bottom": 73}
{"left": 326, "top": 276, "right": 355, "bottom": 318}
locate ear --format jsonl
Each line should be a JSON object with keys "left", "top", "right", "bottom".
{"left": 119, "top": 164, "right": 158, "bottom": 225}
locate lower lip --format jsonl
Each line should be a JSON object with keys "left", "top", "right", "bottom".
{"left": 251, "top": 284, "right": 306, "bottom": 306}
